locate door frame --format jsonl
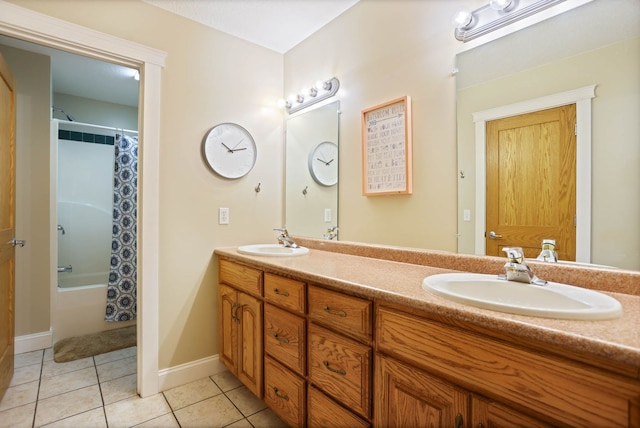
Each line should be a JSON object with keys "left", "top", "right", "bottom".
{"left": 472, "top": 85, "right": 595, "bottom": 263}
{"left": 0, "top": 0, "right": 166, "bottom": 397}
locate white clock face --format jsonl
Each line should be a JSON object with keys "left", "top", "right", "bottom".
{"left": 203, "top": 123, "right": 257, "bottom": 179}
{"left": 308, "top": 141, "right": 338, "bottom": 186}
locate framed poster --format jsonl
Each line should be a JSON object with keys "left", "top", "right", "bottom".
{"left": 361, "top": 96, "right": 412, "bottom": 196}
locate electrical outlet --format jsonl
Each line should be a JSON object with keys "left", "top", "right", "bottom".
{"left": 219, "top": 207, "right": 230, "bottom": 225}
{"left": 324, "top": 208, "right": 332, "bottom": 222}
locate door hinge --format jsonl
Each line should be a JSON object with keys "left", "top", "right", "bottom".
{"left": 574, "top": 214, "right": 577, "bottom": 227}
{"left": 575, "top": 122, "right": 577, "bottom": 136}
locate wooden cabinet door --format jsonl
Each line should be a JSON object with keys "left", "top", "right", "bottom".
{"left": 219, "top": 284, "right": 238, "bottom": 372}
{"left": 374, "top": 355, "right": 469, "bottom": 428}
{"left": 237, "top": 291, "right": 263, "bottom": 398}
{"left": 472, "top": 396, "right": 554, "bottom": 428}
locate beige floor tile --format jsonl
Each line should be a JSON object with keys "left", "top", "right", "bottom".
{"left": 225, "top": 385, "right": 267, "bottom": 417}
{"left": 43, "top": 348, "right": 54, "bottom": 362}
{"left": 225, "top": 418, "right": 254, "bottom": 428}
{"left": 134, "top": 412, "right": 180, "bottom": 427}
{"left": 43, "top": 407, "right": 107, "bottom": 428}
{"left": 14, "top": 350, "right": 43, "bottom": 369}
{"left": 210, "top": 370, "right": 242, "bottom": 392}
{"left": 94, "top": 346, "right": 137, "bottom": 366}
{"left": 101, "top": 373, "right": 137, "bottom": 405}
{"left": 0, "top": 380, "right": 39, "bottom": 412}
{"left": 9, "top": 364, "right": 42, "bottom": 387}
{"left": 96, "top": 355, "right": 136, "bottom": 383}
{"left": 247, "top": 408, "right": 288, "bottom": 428}
{"left": 104, "top": 392, "right": 171, "bottom": 428}
{"left": 41, "top": 357, "right": 93, "bottom": 378}
{"left": 163, "top": 377, "right": 222, "bottom": 411}
{"left": 0, "top": 401, "right": 35, "bottom": 428}
{"left": 174, "top": 394, "right": 243, "bottom": 428}
{"left": 38, "top": 366, "right": 98, "bottom": 399}
{"left": 34, "top": 384, "right": 102, "bottom": 427}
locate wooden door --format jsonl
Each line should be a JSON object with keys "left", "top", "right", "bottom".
{"left": 374, "top": 354, "right": 469, "bottom": 428}
{"left": 486, "top": 105, "right": 576, "bottom": 260}
{"left": 237, "top": 291, "right": 262, "bottom": 398}
{"left": 0, "top": 51, "right": 16, "bottom": 399}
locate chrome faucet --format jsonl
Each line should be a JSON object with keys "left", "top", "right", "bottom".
{"left": 536, "top": 239, "right": 558, "bottom": 262}
{"left": 273, "top": 228, "right": 299, "bottom": 248}
{"left": 323, "top": 226, "right": 338, "bottom": 240}
{"left": 500, "top": 247, "right": 547, "bottom": 286}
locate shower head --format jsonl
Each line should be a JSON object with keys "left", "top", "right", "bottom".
{"left": 52, "top": 106, "right": 75, "bottom": 122}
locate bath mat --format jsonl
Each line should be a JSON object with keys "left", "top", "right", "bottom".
{"left": 53, "top": 325, "right": 136, "bottom": 363}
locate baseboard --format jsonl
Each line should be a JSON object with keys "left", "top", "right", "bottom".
{"left": 15, "top": 329, "right": 53, "bottom": 354}
{"left": 157, "top": 354, "right": 227, "bottom": 392}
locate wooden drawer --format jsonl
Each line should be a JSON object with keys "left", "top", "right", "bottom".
{"left": 309, "top": 324, "right": 372, "bottom": 419}
{"left": 308, "top": 386, "right": 370, "bottom": 428}
{"left": 219, "top": 259, "right": 263, "bottom": 296}
{"left": 308, "top": 285, "right": 372, "bottom": 342}
{"left": 264, "top": 357, "right": 305, "bottom": 428}
{"left": 376, "top": 305, "right": 640, "bottom": 427}
{"left": 264, "top": 303, "right": 306, "bottom": 375}
{"left": 264, "top": 273, "right": 305, "bottom": 313}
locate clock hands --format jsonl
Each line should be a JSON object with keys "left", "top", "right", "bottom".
{"left": 316, "top": 157, "right": 335, "bottom": 166}
{"left": 221, "top": 141, "right": 247, "bottom": 153}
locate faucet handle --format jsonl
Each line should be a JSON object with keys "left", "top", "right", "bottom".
{"left": 502, "top": 247, "right": 525, "bottom": 263}
{"left": 273, "top": 227, "right": 288, "bottom": 235}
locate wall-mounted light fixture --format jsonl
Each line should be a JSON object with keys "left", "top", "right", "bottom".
{"left": 453, "top": 0, "right": 566, "bottom": 42}
{"left": 278, "top": 77, "right": 340, "bottom": 114}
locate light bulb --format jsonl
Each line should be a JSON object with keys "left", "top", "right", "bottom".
{"left": 453, "top": 10, "right": 473, "bottom": 29}
{"left": 489, "top": 0, "right": 512, "bottom": 10}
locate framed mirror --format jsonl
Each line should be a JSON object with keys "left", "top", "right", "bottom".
{"left": 285, "top": 101, "right": 340, "bottom": 239}
{"left": 456, "top": 0, "right": 639, "bottom": 271}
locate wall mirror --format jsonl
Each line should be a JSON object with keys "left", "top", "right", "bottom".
{"left": 285, "top": 101, "right": 340, "bottom": 239}
{"left": 456, "top": 0, "right": 639, "bottom": 271}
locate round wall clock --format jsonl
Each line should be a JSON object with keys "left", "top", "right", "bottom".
{"left": 308, "top": 141, "right": 338, "bottom": 186}
{"left": 203, "top": 122, "right": 257, "bottom": 179}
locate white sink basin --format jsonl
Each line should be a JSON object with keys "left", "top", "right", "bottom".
{"left": 237, "top": 244, "right": 309, "bottom": 257}
{"left": 422, "top": 273, "right": 622, "bottom": 320}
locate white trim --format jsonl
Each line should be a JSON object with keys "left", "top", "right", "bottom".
{"left": 0, "top": 0, "right": 166, "bottom": 397}
{"left": 14, "top": 330, "right": 53, "bottom": 354}
{"left": 158, "top": 355, "right": 227, "bottom": 392}
{"left": 473, "top": 85, "right": 595, "bottom": 263}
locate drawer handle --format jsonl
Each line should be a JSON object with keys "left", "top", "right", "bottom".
{"left": 273, "top": 288, "right": 290, "bottom": 297}
{"left": 323, "top": 360, "right": 346, "bottom": 376}
{"left": 273, "top": 387, "right": 289, "bottom": 401}
{"left": 273, "top": 333, "right": 289, "bottom": 344}
{"left": 323, "top": 305, "right": 347, "bottom": 317}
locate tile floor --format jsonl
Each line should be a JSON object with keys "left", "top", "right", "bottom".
{"left": 0, "top": 347, "right": 287, "bottom": 428}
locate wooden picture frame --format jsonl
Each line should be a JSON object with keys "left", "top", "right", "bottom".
{"left": 361, "top": 96, "right": 412, "bottom": 196}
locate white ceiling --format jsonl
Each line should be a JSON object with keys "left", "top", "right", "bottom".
{"left": 0, "top": 0, "right": 358, "bottom": 110}
{"left": 142, "top": 0, "right": 360, "bottom": 54}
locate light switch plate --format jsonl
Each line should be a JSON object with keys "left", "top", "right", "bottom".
{"left": 324, "top": 208, "right": 332, "bottom": 222}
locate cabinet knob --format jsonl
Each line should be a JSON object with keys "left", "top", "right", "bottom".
{"left": 323, "top": 305, "right": 347, "bottom": 317}
{"left": 273, "top": 387, "right": 289, "bottom": 401}
{"left": 323, "top": 360, "right": 346, "bottom": 375}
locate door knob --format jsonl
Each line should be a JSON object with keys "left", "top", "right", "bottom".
{"left": 488, "top": 231, "right": 503, "bottom": 239}
{"left": 11, "top": 239, "right": 26, "bottom": 247}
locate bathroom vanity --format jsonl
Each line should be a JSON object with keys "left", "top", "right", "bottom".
{"left": 215, "top": 239, "right": 640, "bottom": 427}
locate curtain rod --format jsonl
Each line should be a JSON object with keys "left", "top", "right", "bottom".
{"left": 56, "top": 119, "right": 138, "bottom": 135}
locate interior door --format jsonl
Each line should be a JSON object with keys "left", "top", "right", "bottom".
{"left": 486, "top": 104, "right": 576, "bottom": 260}
{"left": 0, "top": 51, "right": 17, "bottom": 399}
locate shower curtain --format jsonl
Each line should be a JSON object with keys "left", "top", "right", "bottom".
{"left": 105, "top": 134, "right": 138, "bottom": 321}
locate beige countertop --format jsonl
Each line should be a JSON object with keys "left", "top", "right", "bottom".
{"left": 214, "top": 243, "right": 640, "bottom": 378}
